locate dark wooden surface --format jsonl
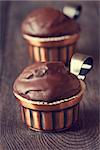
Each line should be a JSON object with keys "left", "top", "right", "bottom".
{"left": 0, "top": 1, "right": 99, "bottom": 150}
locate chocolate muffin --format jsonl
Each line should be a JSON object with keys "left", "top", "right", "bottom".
{"left": 13, "top": 62, "right": 85, "bottom": 132}
{"left": 21, "top": 7, "right": 80, "bottom": 65}
{"left": 13, "top": 62, "right": 81, "bottom": 103}
{"left": 22, "top": 7, "right": 80, "bottom": 38}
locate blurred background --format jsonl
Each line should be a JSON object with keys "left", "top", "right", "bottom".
{"left": 0, "top": 2, "right": 99, "bottom": 150}
{"left": 0, "top": 1, "right": 99, "bottom": 75}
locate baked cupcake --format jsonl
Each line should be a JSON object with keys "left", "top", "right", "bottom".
{"left": 13, "top": 62, "right": 85, "bottom": 132}
{"left": 22, "top": 7, "right": 80, "bottom": 66}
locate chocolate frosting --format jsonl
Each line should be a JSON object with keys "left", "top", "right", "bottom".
{"left": 13, "top": 62, "right": 81, "bottom": 103}
{"left": 22, "top": 7, "right": 80, "bottom": 38}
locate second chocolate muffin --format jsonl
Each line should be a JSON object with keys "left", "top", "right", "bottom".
{"left": 21, "top": 7, "right": 80, "bottom": 65}
{"left": 22, "top": 7, "right": 80, "bottom": 37}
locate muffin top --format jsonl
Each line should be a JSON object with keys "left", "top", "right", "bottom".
{"left": 13, "top": 62, "right": 81, "bottom": 103}
{"left": 22, "top": 7, "right": 80, "bottom": 38}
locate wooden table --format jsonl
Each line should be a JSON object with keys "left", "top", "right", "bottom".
{"left": 0, "top": 1, "right": 99, "bottom": 150}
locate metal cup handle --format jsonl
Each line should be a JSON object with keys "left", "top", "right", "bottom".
{"left": 63, "top": 5, "right": 82, "bottom": 19}
{"left": 70, "top": 53, "right": 93, "bottom": 80}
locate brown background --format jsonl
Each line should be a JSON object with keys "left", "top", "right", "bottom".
{"left": 0, "top": 1, "right": 99, "bottom": 150}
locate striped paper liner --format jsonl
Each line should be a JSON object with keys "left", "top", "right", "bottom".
{"left": 29, "top": 43, "right": 76, "bottom": 66}
{"left": 24, "top": 33, "right": 79, "bottom": 66}
{"left": 20, "top": 103, "right": 80, "bottom": 132}
{"left": 14, "top": 80, "right": 85, "bottom": 132}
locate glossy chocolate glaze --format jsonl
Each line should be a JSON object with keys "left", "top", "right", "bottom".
{"left": 22, "top": 7, "right": 80, "bottom": 38}
{"left": 13, "top": 62, "right": 81, "bottom": 102}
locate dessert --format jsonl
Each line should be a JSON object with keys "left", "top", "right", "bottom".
{"left": 13, "top": 62, "right": 81, "bottom": 102}
{"left": 13, "top": 62, "right": 85, "bottom": 132}
{"left": 22, "top": 7, "right": 80, "bottom": 37}
{"left": 22, "top": 7, "right": 80, "bottom": 65}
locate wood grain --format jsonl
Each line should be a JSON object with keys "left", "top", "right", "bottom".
{"left": 0, "top": 1, "right": 99, "bottom": 150}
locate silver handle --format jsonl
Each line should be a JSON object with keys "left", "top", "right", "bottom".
{"left": 63, "top": 5, "right": 82, "bottom": 19}
{"left": 70, "top": 53, "right": 93, "bottom": 80}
